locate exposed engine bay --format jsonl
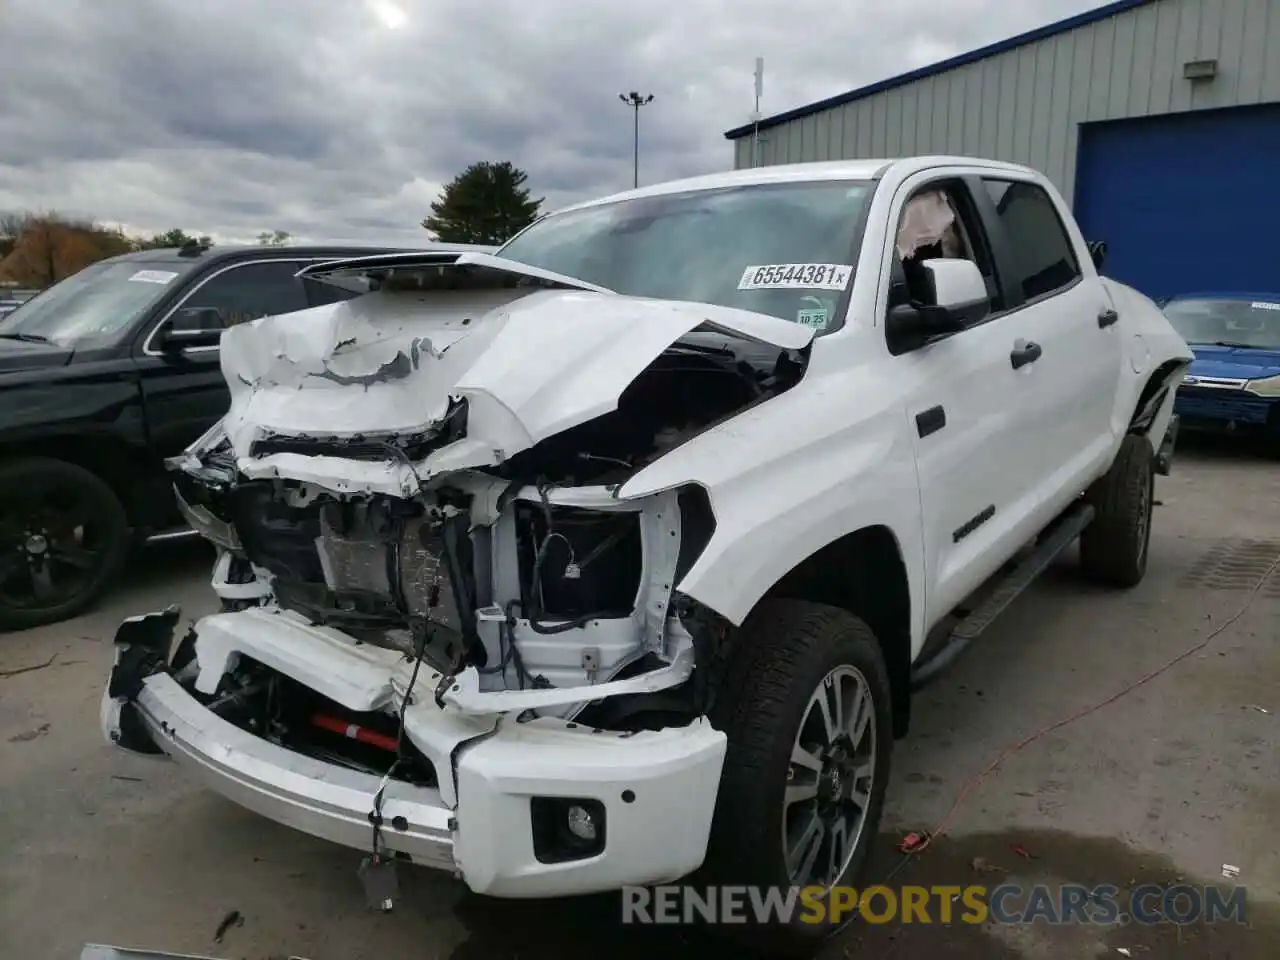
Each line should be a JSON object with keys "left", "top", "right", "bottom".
{"left": 168, "top": 253, "right": 814, "bottom": 771}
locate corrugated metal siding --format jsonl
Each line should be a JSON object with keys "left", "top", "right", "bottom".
{"left": 734, "top": 0, "right": 1280, "bottom": 204}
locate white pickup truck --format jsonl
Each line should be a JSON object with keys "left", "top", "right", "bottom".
{"left": 102, "top": 156, "right": 1192, "bottom": 953}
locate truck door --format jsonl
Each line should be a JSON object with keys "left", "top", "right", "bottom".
{"left": 886, "top": 175, "right": 1034, "bottom": 625}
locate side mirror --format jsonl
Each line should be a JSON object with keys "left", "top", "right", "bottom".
{"left": 156, "top": 307, "right": 224, "bottom": 352}
{"left": 886, "top": 258, "right": 990, "bottom": 346}
{"left": 1087, "top": 240, "right": 1107, "bottom": 272}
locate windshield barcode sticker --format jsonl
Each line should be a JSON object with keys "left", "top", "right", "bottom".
{"left": 738, "top": 263, "right": 853, "bottom": 292}
{"left": 129, "top": 269, "right": 179, "bottom": 284}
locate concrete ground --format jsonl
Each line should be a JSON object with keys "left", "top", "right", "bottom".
{"left": 1, "top": 436, "right": 1277, "bottom": 960}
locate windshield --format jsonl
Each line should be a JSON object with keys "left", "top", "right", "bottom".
{"left": 1164, "top": 297, "right": 1280, "bottom": 350}
{"left": 0, "top": 260, "right": 193, "bottom": 347}
{"left": 497, "top": 180, "right": 873, "bottom": 333}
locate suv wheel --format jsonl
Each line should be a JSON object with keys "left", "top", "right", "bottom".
{"left": 703, "top": 599, "right": 893, "bottom": 954}
{"left": 0, "top": 457, "right": 130, "bottom": 631}
{"left": 1079, "top": 433, "right": 1154, "bottom": 588}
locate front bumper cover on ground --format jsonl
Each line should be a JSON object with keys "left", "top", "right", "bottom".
{"left": 102, "top": 608, "right": 727, "bottom": 898}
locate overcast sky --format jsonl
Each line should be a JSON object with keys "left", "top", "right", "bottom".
{"left": 0, "top": 0, "right": 1103, "bottom": 245}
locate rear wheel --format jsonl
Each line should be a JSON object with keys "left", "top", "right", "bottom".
{"left": 1079, "top": 433, "right": 1154, "bottom": 588}
{"left": 0, "top": 457, "right": 130, "bottom": 631}
{"left": 702, "top": 599, "right": 893, "bottom": 955}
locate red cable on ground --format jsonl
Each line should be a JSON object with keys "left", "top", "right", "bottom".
{"left": 885, "top": 550, "right": 1280, "bottom": 878}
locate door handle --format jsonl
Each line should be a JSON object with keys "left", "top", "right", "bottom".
{"left": 1010, "top": 341, "right": 1042, "bottom": 370}
{"left": 1098, "top": 308, "right": 1119, "bottom": 328}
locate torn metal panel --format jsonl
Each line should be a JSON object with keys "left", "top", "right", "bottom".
{"left": 216, "top": 280, "right": 812, "bottom": 497}
{"left": 441, "top": 643, "right": 695, "bottom": 714}
{"left": 190, "top": 606, "right": 404, "bottom": 706}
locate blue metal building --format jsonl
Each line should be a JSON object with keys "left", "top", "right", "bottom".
{"left": 723, "top": 0, "right": 1280, "bottom": 300}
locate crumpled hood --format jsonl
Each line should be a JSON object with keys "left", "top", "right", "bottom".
{"left": 218, "top": 259, "right": 812, "bottom": 491}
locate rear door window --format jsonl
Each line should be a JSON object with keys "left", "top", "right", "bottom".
{"left": 980, "top": 179, "right": 1081, "bottom": 302}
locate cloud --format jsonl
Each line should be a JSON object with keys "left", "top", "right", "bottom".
{"left": 0, "top": 0, "right": 1102, "bottom": 244}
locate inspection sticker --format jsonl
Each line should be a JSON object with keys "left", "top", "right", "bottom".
{"left": 128, "top": 269, "right": 179, "bottom": 284}
{"left": 1250, "top": 301, "right": 1280, "bottom": 311}
{"left": 797, "top": 306, "right": 829, "bottom": 330}
{"left": 738, "top": 263, "right": 853, "bottom": 292}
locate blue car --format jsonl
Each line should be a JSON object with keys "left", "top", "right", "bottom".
{"left": 1163, "top": 293, "right": 1280, "bottom": 438}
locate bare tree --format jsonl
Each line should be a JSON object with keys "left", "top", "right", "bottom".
{"left": 0, "top": 211, "right": 132, "bottom": 286}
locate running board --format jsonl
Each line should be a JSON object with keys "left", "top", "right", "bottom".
{"left": 910, "top": 501, "right": 1096, "bottom": 692}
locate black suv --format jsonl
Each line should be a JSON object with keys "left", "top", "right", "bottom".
{"left": 0, "top": 239, "right": 481, "bottom": 630}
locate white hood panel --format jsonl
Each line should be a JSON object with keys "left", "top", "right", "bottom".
{"left": 218, "top": 277, "right": 813, "bottom": 491}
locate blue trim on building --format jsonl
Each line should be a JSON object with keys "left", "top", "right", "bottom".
{"left": 723, "top": 0, "right": 1159, "bottom": 140}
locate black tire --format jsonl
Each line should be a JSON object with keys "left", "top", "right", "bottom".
{"left": 701, "top": 599, "right": 894, "bottom": 956}
{"left": 1079, "top": 434, "right": 1154, "bottom": 588}
{"left": 0, "top": 457, "right": 131, "bottom": 631}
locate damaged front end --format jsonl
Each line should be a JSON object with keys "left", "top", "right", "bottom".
{"left": 175, "top": 463, "right": 717, "bottom": 722}
{"left": 103, "top": 252, "right": 812, "bottom": 895}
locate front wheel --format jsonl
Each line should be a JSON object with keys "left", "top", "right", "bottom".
{"left": 0, "top": 457, "right": 131, "bottom": 631}
{"left": 702, "top": 599, "right": 894, "bottom": 955}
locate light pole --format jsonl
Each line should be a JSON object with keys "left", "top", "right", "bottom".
{"left": 618, "top": 91, "right": 654, "bottom": 188}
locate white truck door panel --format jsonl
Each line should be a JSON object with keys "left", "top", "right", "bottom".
{"left": 1016, "top": 281, "right": 1120, "bottom": 497}
{"left": 904, "top": 320, "right": 1031, "bottom": 624}
{"left": 880, "top": 173, "right": 1045, "bottom": 630}
{"left": 977, "top": 178, "right": 1123, "bottom": 526}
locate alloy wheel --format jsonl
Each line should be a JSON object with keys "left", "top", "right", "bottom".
{"left": 783, "top": 664, "right": 877, "bottom": 892}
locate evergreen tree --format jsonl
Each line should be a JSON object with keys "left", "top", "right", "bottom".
{"left": 423, "top": 161, "right": 543, "bottom": 245}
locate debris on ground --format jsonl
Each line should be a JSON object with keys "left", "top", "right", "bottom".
{"left": 82, "top": 946, "right": 312, "bottom": 960}
{"left": 111, "top": 775, "right": 144, "bottom": 783}
{"left": 0, "top": 653, "right": 57, "bottom": 678}
{"left": 1222, "top": 864, "right": 1241, "bottom": 879}
{"left": 358, "top": 854, "right": 400, "bottom": 911}
{"left": 1116, "top": 948, "right": 1132, "bottom": 957}
{"left": 8, "top": 722, "right": 50, "bottom": 743}
{"left": 83, "top": 946, "right": 227, "bottom": 960}
{"left": 1246, "top": 705, "right": 1271, "bottom": 715}
{"left": 1011, "top": 844, "right": 1037, "bottom": 860}
{"left": 212, "top": 909, "right": 243, "bottom": 943}
{"left": 970, "top": 856, "right": 1005, "bottom": 874}
{"left": 899, "top": 831, "right": 931, "bottom": 853}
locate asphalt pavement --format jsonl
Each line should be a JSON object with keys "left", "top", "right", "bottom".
{"left": 1, "top": 435, "right": 1277, "bottom": 959}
